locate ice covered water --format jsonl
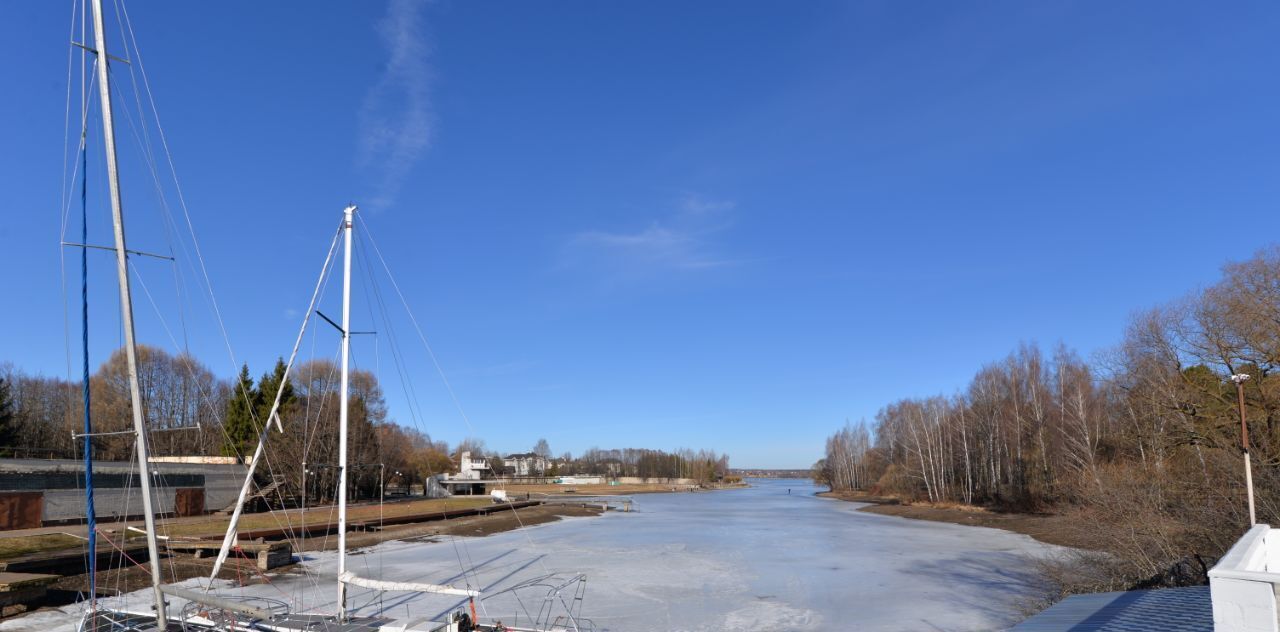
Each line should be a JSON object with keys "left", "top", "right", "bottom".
{"left": 2, "top": 479, "right": 1061, "bottom": 631}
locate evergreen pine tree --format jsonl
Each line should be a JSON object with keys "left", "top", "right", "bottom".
{"left": 222, "top": 364, "right": 260, "bottom": 459}
{"left": 256, "top": 358, "right": 296, "bottom": 425}
{"left": 0, "top": 378, "right": 16, "bottom": 457}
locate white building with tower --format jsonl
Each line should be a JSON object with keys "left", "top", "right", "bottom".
{"left": 436, "top": 451, "right": 491, "bottom": 495}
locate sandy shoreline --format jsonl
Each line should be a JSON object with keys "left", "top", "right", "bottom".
{"left": 817, "top": 489, "right": 1096, "bottom": 550}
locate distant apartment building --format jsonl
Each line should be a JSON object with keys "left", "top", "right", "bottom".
{"left": 503, "top": 453, "right": 548, "bottom": 477}
{"left": 599, "top": 458, "right": 623, "bottom": 477}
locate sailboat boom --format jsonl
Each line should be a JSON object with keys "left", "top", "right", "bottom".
{"left": 338, "top": 572, "right": 480, "bottom": 598}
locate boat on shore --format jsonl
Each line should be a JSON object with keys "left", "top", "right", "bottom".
{"left": 65, "top": 2, "right": 590, "bottom": 630}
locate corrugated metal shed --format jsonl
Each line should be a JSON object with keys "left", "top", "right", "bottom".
{"left": 1012, "top": 586, "right": 1211, "bottom": 631}
{"left": 0, "top": 458, "right": 246, "bottom": 525}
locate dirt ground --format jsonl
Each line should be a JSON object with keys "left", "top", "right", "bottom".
{"left": 818, "top": 490, "right": 1098, "bottom": 551}
{"left": 156, "top": 496, "right": 496, "bottom": 539}
{"left": 339, "top": 503, "right": 602, "bottom": 549}
{"left": 0, "top": 496, "right": 496, "bottom": 561}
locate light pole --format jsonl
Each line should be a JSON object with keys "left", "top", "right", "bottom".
{"left": 1231, "top": 373, "right": 1257, "bottom": 526}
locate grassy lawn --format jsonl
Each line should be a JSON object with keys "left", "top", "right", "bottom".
{"left": 0, "top": 533, "right": 86, "bottom": 560}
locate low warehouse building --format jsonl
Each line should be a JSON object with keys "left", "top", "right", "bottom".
{"left": 0, "top": 457, "right": 248, "bottom": 529}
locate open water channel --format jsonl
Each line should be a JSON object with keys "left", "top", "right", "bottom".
{"left": 4, "top": 479, "right": 1061, "bottom": 631}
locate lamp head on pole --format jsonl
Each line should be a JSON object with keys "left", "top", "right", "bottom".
{"left": 1231, "top": 373, "right": 1251, "bottom": 385}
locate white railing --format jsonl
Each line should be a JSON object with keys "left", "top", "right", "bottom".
{"left": 1210, "top": 523, "right": 1280, "bottom": 631}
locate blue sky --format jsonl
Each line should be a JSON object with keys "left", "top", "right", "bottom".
{"left": 4, "top": 1, "right": 1280, "bottom": 468}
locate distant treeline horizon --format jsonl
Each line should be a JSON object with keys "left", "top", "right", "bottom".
{"left": 731, "top": 468, "right": 812, "bottom": 478}
{"left": 0, "top": 351, "right": 732, "bottom": 500}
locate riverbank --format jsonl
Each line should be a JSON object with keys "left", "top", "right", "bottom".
{"left": 818, "top": 490, "right": 1097, "bottom": 551}
{"left": 0, "top": 503, "right": 603, "bottom": 619}
{"left": 0, "top": 484, "right": 738, "bottom": 620}
{"left": 1, "top": 482, "right": 743, "bottom": 564}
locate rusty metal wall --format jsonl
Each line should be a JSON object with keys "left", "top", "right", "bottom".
{"left": 174, "top": 488, "right": 204, "bottom": 517}
{"left": 0, "top": 491, "right": 44, "bottom": 530}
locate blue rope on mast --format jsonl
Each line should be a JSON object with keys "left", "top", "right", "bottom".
{"left": 81, "top": 133, "right": 97, "bottom": 607}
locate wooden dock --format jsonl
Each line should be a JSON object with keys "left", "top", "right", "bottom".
{"left": 539, "top": 496, "right": 633, "bottom": 512}
{"left": 0, "top": 543, "right": 148, "bottom": 575}
{"left": 166, "top": 540, "right": 293, "bottom": 571}
{"left": 0, "top": 572, "right": 59, "bottom": 615}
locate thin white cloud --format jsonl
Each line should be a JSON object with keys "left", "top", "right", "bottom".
{"left": 572, "top": 225, "right": 732, "bottom": 270}
{"left": 679, "top": 194, "right": 736, "bottom": 216}
{"left": 358, "top": 0, "right": 431, "bottom": 210}
{"left": 451, "top": 360, "right": 536, "bottom": 378}
{"left": 566, "top": 196, "right": 741, "bottom": 274}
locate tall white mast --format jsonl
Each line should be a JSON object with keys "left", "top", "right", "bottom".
{"left": 337, "top": 205, "right": 356, "bottom": 620}
{"left": 89, "top": 0, "right": 167, "bottom": 624}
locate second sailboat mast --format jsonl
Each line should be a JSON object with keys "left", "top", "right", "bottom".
{"left": 337, "top": 205, "right": 356, "bottom": 619}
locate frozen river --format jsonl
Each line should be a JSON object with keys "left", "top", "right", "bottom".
{"left": 4, "top": 479, "right": 1060, "bottom": 631}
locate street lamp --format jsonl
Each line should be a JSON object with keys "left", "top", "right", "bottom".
{"left": 1231, "top": 373, "right": 1256, "bottom": 526}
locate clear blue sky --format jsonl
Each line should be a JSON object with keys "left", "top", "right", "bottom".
{"left": 4, "top": 1, "right": 1280, "bottom": 468}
